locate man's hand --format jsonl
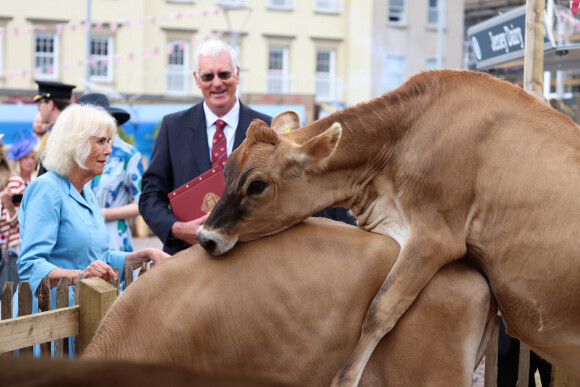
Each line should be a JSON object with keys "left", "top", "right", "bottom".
{"left": 171, "top": 213, "right": 210, "bottom": 246}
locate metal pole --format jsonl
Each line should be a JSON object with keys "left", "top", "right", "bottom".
{"left": 84, "top": 0, "right": 92, "bottom": 92}
{"left": 436, "top": 0, "right": 446, "bottom": 68}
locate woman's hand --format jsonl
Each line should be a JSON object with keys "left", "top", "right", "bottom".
{"left": 82, "top": 260, "right": 118, "bottom": 282}
{"left": 124, "top": 248, "right": 171, "bottom": 270}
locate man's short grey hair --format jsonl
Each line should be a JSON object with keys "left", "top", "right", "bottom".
{"left": 193, "top": 40, "right": 239, "bottom": 74}
{"left": 42, "top": 104, "right": 117, "bottom": 177}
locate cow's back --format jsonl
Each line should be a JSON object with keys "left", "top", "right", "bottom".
{"left": 84, "top": 217, "right": 491, "bottom": 386}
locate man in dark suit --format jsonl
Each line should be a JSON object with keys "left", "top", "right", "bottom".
{"left": 140, "top": 40, "right": 271, "bottom": 255}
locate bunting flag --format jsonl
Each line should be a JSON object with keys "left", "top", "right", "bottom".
{"left": 0, "top": 5, "right": 227, "bottom": 80}
{"left": 573, "top": 0, "right": 580, "bottom": 17}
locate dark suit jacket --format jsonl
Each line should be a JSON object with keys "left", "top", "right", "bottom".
{"left": 139, "top": 101, "right": 271, "bottom": 255}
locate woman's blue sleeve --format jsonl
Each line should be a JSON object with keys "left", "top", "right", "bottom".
{"left": 17, "top": 179, "right": 61, "bottom": 296}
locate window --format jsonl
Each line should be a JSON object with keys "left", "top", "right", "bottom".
{"left": 385, "top": 55, "right": 405, "bottom": 91}
{"left": 314, "top": 0, "right": 342, "bottom": 13}
{"left": 389, "top": 0, "right": 406, "bottom": 24}
{"left": 34, "top": 32, "right": 59, "bottom": 79}
{"left": 267, "top": 0, "right": 295, "bottom": 11}
{"left": 428, "top": 0, "right": 438, "bottom": 25}
{"left": 217, "top": 0, "right": 247, "bottom": 7}
{"left": 90, "top": 36, "right": 113, "bottom": 82}
{"left": 0, "top": 31, "right": 3, "bottom": 76}
{"left": 315, "top": 49, "right": 339, "bottom": 101}
{"left": 267, "top": 46, "right": 292, "bottom": 94}
{"left": 426, "top": 58, "right": 438, "bottom": 70}
{"left": 165, "top": 40, "right": 190, "bottom": 95}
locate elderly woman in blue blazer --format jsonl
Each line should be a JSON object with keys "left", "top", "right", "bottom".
{"left": 13, "top": 104, "right": 169, "bottom": 348}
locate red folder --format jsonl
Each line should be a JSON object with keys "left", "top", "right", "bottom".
{"left": 168, "top": 166, "right": 226, "bottom": 222}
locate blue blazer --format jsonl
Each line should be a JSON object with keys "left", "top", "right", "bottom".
{"left": 139, "top": 101, "right": 271, "bottom": 255}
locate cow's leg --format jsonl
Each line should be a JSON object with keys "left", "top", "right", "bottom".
{"left": 331, "top": 228, "right": 466, "bottom": 387}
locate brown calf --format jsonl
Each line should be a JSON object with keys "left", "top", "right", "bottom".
{"left": 197, "top": 70, "right": 580, "bottom": 385}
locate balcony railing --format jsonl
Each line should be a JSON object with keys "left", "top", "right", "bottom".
{"left": 266, "top": 73, "right": 295, "bottom": 94}
{"left": 217, "top": 0, "right": 248, "bottom": 8}
{"left": 314, "top": 76, "right": 343, "bottom": 102}
{"left": 314, "top": 0, "right": 342, "bottom": 14}
{"left": 266, "top": 0, "right": 296, "bottom": 11}
{"left": 165, "top": 68, "right": 190, "bottom": 95}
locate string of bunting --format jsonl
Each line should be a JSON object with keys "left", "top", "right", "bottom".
{"left": 0, "top": 6, "right": 225, "bottom": 37}
{"left": 0, "top": 7, "right": 227, "bottom": 80}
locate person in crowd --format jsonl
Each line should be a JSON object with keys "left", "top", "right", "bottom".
{"left": 0, "top": 134, "right": 13, "bottom": 291}
{"left": 31, "top": 112, "right": 50, "bottom": 151}
{"left": 78, "top": 93, "right": 144, "bottom": 252}
{"left": 0, "top": 134, "right": 11, "bottom": 193}
{"left": 13, "top": 104, "right": 169, "bottom": 330}
{"left": 0, "top": 135, "right": 37, "bottom": 290}
{"left": 140, "top": 40, "right": 271, "bottom": 255}
{"left": 33, "top": 80, "right": 76, "bottom": 176}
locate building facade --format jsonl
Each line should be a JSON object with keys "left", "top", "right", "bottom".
{"left": 0, "top": 0, "right": 466, "bottom": 121}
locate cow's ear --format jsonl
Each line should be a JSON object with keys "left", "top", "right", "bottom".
{"left": 271, "top": 110, "right": 302, "bottom": 133}
{"left": 293, "top": 122, "right": 341, "bottom": 172}
{"left": 246, "top": 119, "right": 281, "bottom": 146}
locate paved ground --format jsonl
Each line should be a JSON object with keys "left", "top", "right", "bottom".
{"left": 133, "top": 235, "right": 163, "bottom": 250}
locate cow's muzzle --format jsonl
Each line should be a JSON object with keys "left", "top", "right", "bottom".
{"left": 196, "top": 226, "right": 237, "bottom": 255}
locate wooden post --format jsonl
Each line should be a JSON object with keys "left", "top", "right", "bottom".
{"left": 37, "top": 277, "right": 51, "bottom": 356}
{"left": 484, "top": 314, "right": 499, "bottom": 387}
{"left": 73, "top": 273, "right": 84, "bottom": 357}
{"left": 523, "top": 0, "right": 545, "bottom": 94}
{"left": 124, "top": 265, "right": 134, "bottom": 288}
{"left": 1, "top": 282, "right": 13, "bottom": 320}
{"left": 77, "top": 277, "right": 117, "bottom": 354}
{"left": 54, "top": 277, "right": 69, "bottom": 358}
{"left": 517, "top": 342, "right": 531, "bottom": 386}
{"left": 17, "top": 281, "right": 33, "bottom": 355}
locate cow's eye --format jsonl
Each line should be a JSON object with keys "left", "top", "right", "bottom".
{"left": 247, "top": 180, "right": 267, "bottom": 196}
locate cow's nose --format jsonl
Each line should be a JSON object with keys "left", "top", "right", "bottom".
{"left": 197, "top": 232, "right": 216, "bottom": 254}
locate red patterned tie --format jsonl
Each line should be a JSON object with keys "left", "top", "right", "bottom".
{"left": 211, "top": 119, "right": 227, "bottom": 169}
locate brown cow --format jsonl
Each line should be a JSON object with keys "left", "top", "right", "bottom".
{"left": 84, "top": 218, "right": 493, "bottom": 386}
{"left": 196, "top": 69, "right": 580, "bottom": 385}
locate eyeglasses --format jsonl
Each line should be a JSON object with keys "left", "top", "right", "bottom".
{"left": 199, "top": 70, "right": 234, "bottom": 83}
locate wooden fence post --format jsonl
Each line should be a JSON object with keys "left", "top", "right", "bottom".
{"left": 484, "top": 314, "right": 499, "bottom": 387}
{"left": 37, "top": 277, "right": 51, "bottom": 356}
{"left": 77, "top": 277, "right": 116, "bottom": 354}
{"left": 54, "top": 277, "right": 69, "bottom": 358}
{"left": 17, "top": 282, "right": 32, "bottom": 355}
{"left": 1, "top": 282, "right": 13, "bottom": 320}
{"left": 125, "top": 265, "right": 134, "bottom": 288}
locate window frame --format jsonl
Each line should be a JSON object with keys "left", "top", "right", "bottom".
{"left": 266, "top": 0, "right": 296, "bottom": 11}
{"left": 165, "top": 40, "right": 191, "bottom": 96}
{"left": 388, "top": 0, "right": 407, "bottom": 26}
{"left": 89, "top": 35, "right": 114, "bottom": 83}
{"left": 385, "top": 55, "right": 405, "bottom": 91}
{"left": 34, "top": 32, "right": 59, "bottom": 80}
{"left": 314, "top": 0, "right": 342, "bottom": 14}
{"left": 427, "top": 0, "right": 438, "bottom": 26}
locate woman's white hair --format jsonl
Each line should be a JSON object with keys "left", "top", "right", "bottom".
{"left": 42, "top": 104, "right": 117, "bottom": 177}
{"left": 193, "top": 39, "right": 239, "bottom": 74}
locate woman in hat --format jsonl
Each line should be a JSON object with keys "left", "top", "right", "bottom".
{"left": 78, "top": 93, "right": 144, "bottom": 252}
{"left": 0, "top": 135, "right": 36, "bottom": 289}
